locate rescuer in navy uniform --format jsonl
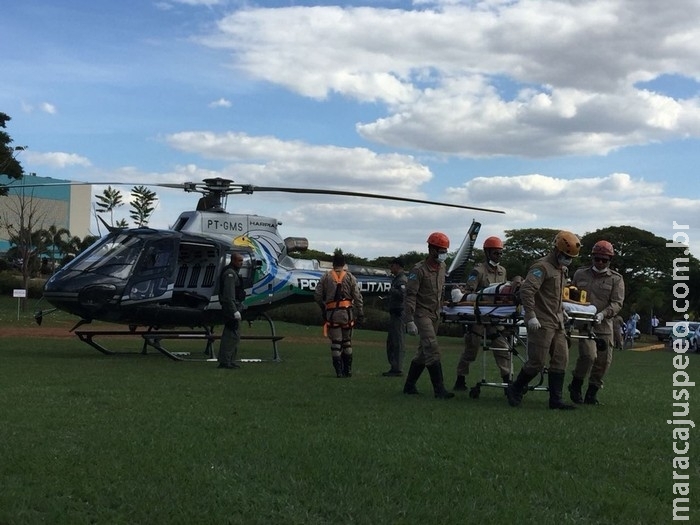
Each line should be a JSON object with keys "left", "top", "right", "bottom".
{"left": 218, "top": 253, "right": 245, "bottom": 369}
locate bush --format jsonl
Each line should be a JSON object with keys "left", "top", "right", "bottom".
{"left": 0, "top": 272, "right": 46, "bottom": 298}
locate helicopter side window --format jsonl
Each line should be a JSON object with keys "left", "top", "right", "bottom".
{"left": 128, "top": 239, "right": 177, "bottom": 302}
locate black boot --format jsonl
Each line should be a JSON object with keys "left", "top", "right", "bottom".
{"left": 453, "top": 375, "right": 467, "bottom": 391}
{"left": 501, "top": 373, "right": 512, "bottom": 397}
{"left": 548, "top": 371, "right": 576, "bottom": 410}
{"left": 332, "top": 356, "right": 344, "bottom": 378}
{"left": 427, "top": 362, "right": 455, "bottom": 399}
{"left": 403, "top": 360, "right": 425, "bottom": 395}
{"left": 506, "top": 369, "right": 537, "bottom": 407}
{"left": 568, "top": 376, "right": 584, "bottom": 404}
{"left": 342, "top": 353, "right": 353, "bottom": 378}
{"left": 584, "top": 384, "right": 600, "bottom": 405}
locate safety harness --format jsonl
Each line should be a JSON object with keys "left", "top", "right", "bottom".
{"left": 323, "top": 269, "right": 355, "bottom": 336}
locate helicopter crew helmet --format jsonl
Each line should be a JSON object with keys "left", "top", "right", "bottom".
{"left": 553, "top": 231, "right": 581, "bottom": 257}
{"left": 427, "top": 232, "right": 450, "bottom": 249}
{"left": 591, "top": 240, "right": 614, "bottom": 258}
{"left": 483, "top": 236, "right": 504, "bottom": 250}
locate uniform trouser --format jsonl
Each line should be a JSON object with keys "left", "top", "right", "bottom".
{"left": 386, "top": 313, "right": 405, "bottom": 371}
{"left": 328, "top": 325, "right": 353, "bottom": 356}
{"left": 573, "top": 334, "right": 613, "bottom": 387}
{"left": 411, "top": 316, "right": 442, "bottom": 367}
{"left": 522, "top": 326, "right": 569, "bottom": 376}
{"left": 218, "top": 319, "right": 241, "bottom": 366}
{"left": 456, "top": 325, "right": 511, "bottom": 377}
{"left": 613, "top": 330, "right": 623, "bottom": 349}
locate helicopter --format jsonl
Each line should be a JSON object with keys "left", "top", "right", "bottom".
{"left": 30, "top": 177, "right": 502, "bottom": 360}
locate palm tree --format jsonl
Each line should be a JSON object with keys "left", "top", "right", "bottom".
{"left": 41, "top": 224, "right": 71, "bottom": 263}
{"left": 94, "top": 186, "right": 124, "bottom": 234}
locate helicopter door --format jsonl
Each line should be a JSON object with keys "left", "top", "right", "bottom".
{"left": 127, "top": 238, "right": 177, "bottom": 303}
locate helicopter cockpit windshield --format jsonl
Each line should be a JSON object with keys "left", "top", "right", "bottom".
{"left": 63, "top": 233, "right": 144, "bottom": 280}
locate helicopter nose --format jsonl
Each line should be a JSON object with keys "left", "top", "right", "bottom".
{"left": 78, "top": 284, "right": 118, "bottom": 308}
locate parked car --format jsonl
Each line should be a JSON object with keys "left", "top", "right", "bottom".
{"left": 655, "top": 323, "right": 675, "bottom": 341}
{"left": 665, "top": 321, "right": 700, "bottom": 351}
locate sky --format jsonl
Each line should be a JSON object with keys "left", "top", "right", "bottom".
{"left": 2, "top": 0, "right": 700, "bottom": 260}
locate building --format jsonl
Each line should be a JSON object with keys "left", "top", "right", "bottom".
{"left": 0, "top": 174, "right": 91, "bottom": 256}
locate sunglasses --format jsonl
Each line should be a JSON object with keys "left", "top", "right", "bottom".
{"left": 593, "top": 257, "right": 610, "bottom": 263}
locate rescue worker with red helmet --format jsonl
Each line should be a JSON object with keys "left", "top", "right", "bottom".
{"left": 402, "top": 232, "right": 455, "bottom": 399}
{"left": 314, "top": 249, "right": 364, "bottom": 378}
{"left": 453, "top": 236, "right": 512, "bottom": 392}
{"left": 506, "top": 230, "right": 581, "bottom": 410}
{"left": 568, "top": 240, "right": 625, "bottom": 405}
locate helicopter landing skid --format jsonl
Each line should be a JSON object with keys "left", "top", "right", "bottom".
{"left": 74, "top": 329, "right": 284, "bottom": 362}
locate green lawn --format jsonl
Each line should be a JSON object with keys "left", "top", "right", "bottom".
{"left": 0, "top": 298, "right": 697, "bottom": 524}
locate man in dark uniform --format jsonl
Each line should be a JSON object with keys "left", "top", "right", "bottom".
{"left": 383, "top": 257, "right": 407, "bottom": 377}
{"left": 314, "top": 249, "right": 364, "bottom": 378}
{"left": 568, "top": 240, "right": 625, "bottom": 405}
{"left": 402, "top": 232, "right": 454, "bottom": 399}
{"left": 218, "top": 253, "right": 245, "bottom": 369}
{"left": 506, "top": 230, "right": 581, "bottom": 409}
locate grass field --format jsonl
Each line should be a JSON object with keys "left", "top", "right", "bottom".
{"left": 0, "top": 297, "right": 697, "bottom": 524}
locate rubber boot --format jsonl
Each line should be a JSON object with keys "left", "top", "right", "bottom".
{"left": 342, "top": 353, "right": 353, "bottom": 378}
{"left": 453, "top": 374, "right": 467, "bottom": 391}
{"left": 501, "top": 373, "right": 512, "bottom": 397}
{"left": 568, "top": 376, "right": 584, "bottom": 404}
{"left": 427, "top": 362, "right": 455, "bottom": 399}
{"left": 548, "top": 371, "right": 576, "bottom": 410}
{"left": 403, "top": 361, "right": 425, "bottom": 395}
{"left": 584, "top": 384, "right": 600, "bottom": 405}
{"left": 332, "top": 355, "right": 344, "bottom": 378}
{"left": 506, "top": 369, "right": 537, "bottom": 407}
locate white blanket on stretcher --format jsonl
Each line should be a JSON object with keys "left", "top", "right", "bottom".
{"left": 442, "top": 304, "right": 518, "bottom": 319}
{"left": 563, "top": 301, "right": 597, "bottom": 318}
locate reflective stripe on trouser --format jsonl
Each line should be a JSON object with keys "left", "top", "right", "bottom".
{"left": 574, "top": 335, "right": 613, "bottom": 387}
{"left": 412, "top": 316, "right": 442, "bottom": 367}
{"left": 456, "top": 327, "right": 511, "bottom": 377}
{"left": 523, "top": 326, "right": 569, "bottom": 375}
{"left": 328, "top": 325, "right": 353, "bottom": 357}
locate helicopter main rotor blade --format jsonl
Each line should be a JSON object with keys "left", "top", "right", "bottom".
{"left": 245, "top": 186, "right": 505, "bottom": 214}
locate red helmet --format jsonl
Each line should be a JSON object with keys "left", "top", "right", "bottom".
{"left": 427, "top": 232, "right": 450, "bottom": 249}
{"left": 554, "top": 230, "right": 581, "bottom": 257}
{"left": 483, "top": 236, "right": 503, "bottom": 250}
{"left": 591, "top": 240, "right": 614, "bottom": 258}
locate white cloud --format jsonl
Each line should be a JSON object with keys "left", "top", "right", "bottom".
{"left": 24, "top": 151, "right": 91, "bottom": 169}
{"left": 200, "top": 1, "right": 700, "bottom": 156}
{"left": 208, "top": 97, "right": 232, "bottom": 108}
{"left": 40, "top": 102, "right": 57, "bottom": 115}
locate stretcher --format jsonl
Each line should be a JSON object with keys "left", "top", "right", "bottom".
{"left": 441, "top": 282, "right": 540, "bottom": 398}
{"left": 440, "top": 284, "right": 600, "bottom": 398}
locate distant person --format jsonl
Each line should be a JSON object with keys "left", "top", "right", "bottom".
{"left": 383, "top": 257, "right": 407, "bottom": 377}
{"left": 624, "top": 315, "right": 638, "bottom": 349}
{"left": 218, "top": 253, "right": 246, "bottom": 369}
{"left": 506, "top": 230, "right": 581, "bottom": 410}
{"left": 613, "top": 315, "right": 624, "bottom": 350}
{"left": 651, "top": 315, "right": 659, "bottom": 334}
{"left": 402, "top": 232, "right": 454, "bottom": 399}
{"left": 568, "top": 241, "right": 625, "bottom": 405}
{"left": 314, "top": 249, "right": 364, "bottom": 378}
{"left": 453, "top": 236, "right": 512, "bottom": 393}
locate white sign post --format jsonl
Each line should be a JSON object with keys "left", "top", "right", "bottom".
{"left": 13, "top": 289, "right": 27, "bottom": 321}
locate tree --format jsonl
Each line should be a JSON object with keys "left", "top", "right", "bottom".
{"left": 1, "top": 184, "right": 50, "bottom": 309}
{"left": 0, "top": 112, "right": 24, "bottom": 195}
{"left": 41, "top": 224, "right": 71, "bottom": 263}
{"left": 94, "top": 186, "right": 124, "bottom": 233}
{"left": 129, "top": 185, "right": 157, "bottom": 227}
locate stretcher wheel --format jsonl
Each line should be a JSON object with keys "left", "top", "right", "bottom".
{"left": 469, "top": 385, "right": 481, "bottom": 399}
